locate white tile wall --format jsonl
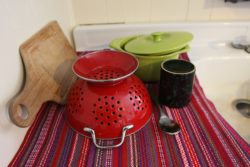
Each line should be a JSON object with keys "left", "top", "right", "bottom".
{"left": 73, "top": 0, "right": 107, "bottom": 24}
{"left": 211, "top": 0, "right": 250, "bottom": 21}
{"left": 187, "top": 0, "right": 213, "bottom": 21}
{"left": 72, "top": 0, "right": 250, "bottom": 24}
{"left": 151, "top": 0, "right": 189, "bottom": 22}
{"left": 124, "top": 0, "right": 151, "bottom": 23}
{"left": 107, "top": 0, "right": 125, "bottom": 23}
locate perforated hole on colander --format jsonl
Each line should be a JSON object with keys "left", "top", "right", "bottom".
{"left": 88, "top": 67, "right": 125, "bottom": 81}
{"left": 90, "top": 96, "right": 124, "bottom": 126}
{"left": 67, "top": 87, "right": 85, "bottom": 114}
{"left": 72, "top": 51, "right": 138, "bottom": 83}
{"left": 128, "top": 84, "right": 149, "bottom": 113}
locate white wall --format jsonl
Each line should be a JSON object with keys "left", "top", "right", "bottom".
{"left": 72, "top": 0, "right": 250, "bottom": 24}
{"left": 0, "top": 0, "right": 75, "bottom": 165}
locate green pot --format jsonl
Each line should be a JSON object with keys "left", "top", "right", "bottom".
{"left": 110, "top": 34, "right": 191, "bottom": 82}
{"left": 124, "top": 32, "right": 193, "bottom": 55}
{"left": 134, "top": 46, "right": 190, "bottom": 82}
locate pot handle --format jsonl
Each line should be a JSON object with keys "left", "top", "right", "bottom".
{"left": 83, "top": 124, "right": 134, "bottom": 149}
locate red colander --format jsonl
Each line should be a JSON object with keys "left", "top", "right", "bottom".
{"left": 66, "top": 51, "right": 152, "bottom": 148}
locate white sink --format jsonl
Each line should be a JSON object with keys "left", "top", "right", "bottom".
{"left": 191, "top": 43, "right": 250, "bottom": 143}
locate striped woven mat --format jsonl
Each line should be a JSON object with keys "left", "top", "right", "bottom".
{"left": 9, "top": 53, "right": 249, "bottom": 167}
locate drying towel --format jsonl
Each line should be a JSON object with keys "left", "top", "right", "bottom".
{"left": 9, "top": 53, "right": 250, "bottom": 167}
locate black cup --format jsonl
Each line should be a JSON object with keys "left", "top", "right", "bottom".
{"left": 159, "top": 59, "right": 195, "bottom": 108}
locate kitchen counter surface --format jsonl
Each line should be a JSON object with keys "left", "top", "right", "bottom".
{"left": 1, "top": 21, "right": 250, "bottom": 166}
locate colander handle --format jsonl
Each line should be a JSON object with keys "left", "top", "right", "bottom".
{"left": 83, "top": 124, "right": 134, "bottom": 149}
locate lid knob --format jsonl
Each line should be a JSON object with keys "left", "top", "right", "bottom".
{"left": 151, "top": 32, "right": 164, "bottom": 42}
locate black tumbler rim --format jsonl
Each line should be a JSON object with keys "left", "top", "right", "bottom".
{"left": 161, "top": 59, "right": 196, "bottom": 75}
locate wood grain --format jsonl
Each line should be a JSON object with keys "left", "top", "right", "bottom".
{"left": 8, "top": 21, "right": 77, "bottom": 127}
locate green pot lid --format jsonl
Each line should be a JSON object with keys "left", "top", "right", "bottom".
{"left": 124, "top": 31, "right": 193, "bottom": 55}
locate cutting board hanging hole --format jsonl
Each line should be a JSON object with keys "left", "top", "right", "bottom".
{"left": 17, "top": 104, "right": 28, "bottom": 120}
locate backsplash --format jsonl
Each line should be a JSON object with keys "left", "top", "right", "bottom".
{"left": 72, "top": 0, "right": 250, "bottom": 24}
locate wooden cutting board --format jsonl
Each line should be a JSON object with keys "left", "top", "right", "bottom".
{"left": 8, "top": 21, "right": 78, "bottom": 127}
